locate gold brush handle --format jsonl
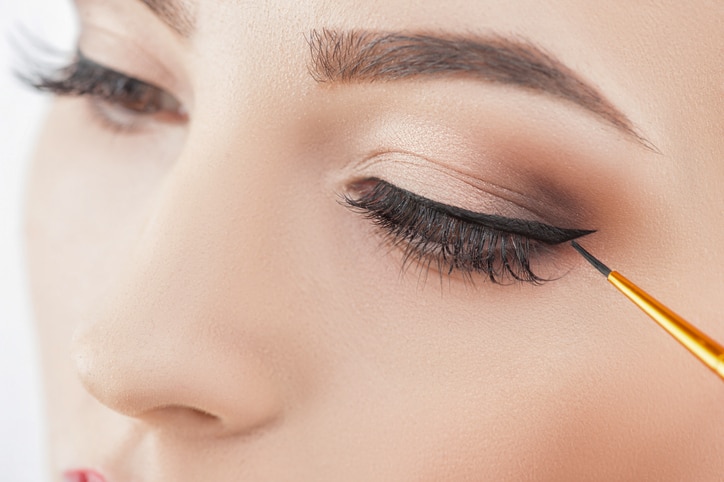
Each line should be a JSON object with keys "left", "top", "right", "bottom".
{"left": 608, "top": 271, "right": 724, "bottom": 381}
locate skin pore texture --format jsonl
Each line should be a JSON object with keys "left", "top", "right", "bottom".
{"left": 25, "top": 0, "right": 723, "bottom": 480}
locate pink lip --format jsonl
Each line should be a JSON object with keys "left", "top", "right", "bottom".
{"left": 63, "top": 469, "right": 107, "bottom": 482}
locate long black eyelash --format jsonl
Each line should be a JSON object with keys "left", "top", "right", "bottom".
{"left": 344, "top": 179, "right": 557, "bottom": 285}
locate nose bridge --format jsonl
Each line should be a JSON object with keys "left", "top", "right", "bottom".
{"left": 72, "top": 120, "right": 288, "bottom": 435}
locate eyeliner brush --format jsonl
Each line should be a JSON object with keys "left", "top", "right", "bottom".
{"left": 571, "top": 240, "right": 724, "bottom": 382}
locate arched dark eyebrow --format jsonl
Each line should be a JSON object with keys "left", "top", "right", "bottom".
{"left": 307, "top": 29, "right": 654, "bottom": 149}
{"left": 138, "top": 0, "right": 195, "bottom": 38}
{"left": 127, "top": 2, "right": 653, "bottom": 149}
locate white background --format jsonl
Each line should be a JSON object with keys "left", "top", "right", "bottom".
{"left": 0, "top": 1, "right": 76, "bottom": 480}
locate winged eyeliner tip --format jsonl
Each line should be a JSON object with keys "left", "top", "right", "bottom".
{"left": 552, "top": 228, "right": 596, "bottom": 245}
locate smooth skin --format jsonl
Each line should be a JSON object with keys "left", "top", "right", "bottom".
{"left": 26, "top": 0, "right": 724, "bottom": 480}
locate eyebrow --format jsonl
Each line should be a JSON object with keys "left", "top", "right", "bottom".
{"left": 137, "top": 0, "right": 195, "bottom": 38}
{"left": 123, "top": 4, "right": 652, "bottom": 149}
{"left": 308, "top": 29, "right": 653, "bottom": 149}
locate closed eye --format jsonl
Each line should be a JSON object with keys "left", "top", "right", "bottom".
{"left": 344, "top": 178, "right": 594, "bottom": 284}
{"left": 21, "top": 51, "right": 186, "bottom": 131}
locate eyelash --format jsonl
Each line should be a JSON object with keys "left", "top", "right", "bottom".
{"left": 22, "top": 53, "right": 185, "bottom": 131}
{"left": 344, "top": 179, "right": 556, "bottom": 285}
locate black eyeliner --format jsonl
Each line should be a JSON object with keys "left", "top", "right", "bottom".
{"left": 365, "top": 179, "right": 594, "bottom": 245}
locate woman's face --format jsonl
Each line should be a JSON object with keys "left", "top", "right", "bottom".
{"left": 26, "top": 0, "right": 724, "bottom": 480}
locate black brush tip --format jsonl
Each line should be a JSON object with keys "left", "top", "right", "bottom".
{"left": 570, "top": 241, "right": 612, "bottom": 277}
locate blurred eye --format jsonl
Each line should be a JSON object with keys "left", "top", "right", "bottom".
{"left": 24, "top": 51, "right": 186, "bottom": 131}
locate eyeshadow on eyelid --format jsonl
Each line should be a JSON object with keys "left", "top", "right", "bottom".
{"left": 348, "top": 149, "right": 594, "bottom": 229}
{"left": 397, "top": 185, "right": 595, "bottom": 244}
{"left": 349, "top": 178, "right": 595, "bottom": 245}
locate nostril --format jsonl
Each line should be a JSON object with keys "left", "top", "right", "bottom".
{"left": 141, "top": 405, "right": 227, "bottom": 435}
{"left": 145, "top": 405, "right": 219, "bottom": 421}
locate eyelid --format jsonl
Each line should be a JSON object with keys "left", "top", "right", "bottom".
{"left": 76, "top": 51, "right": 180, "bottom": 110}
{"left": 24, "top": 50, "right": 187, "bottom": 131}
{"left": 347, "top": 148, "right": 594, "bottom": 232}
{"left": 352, "top": 178, "right": 595, "bottom": 244}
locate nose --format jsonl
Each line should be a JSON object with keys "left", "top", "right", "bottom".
{"left": 71, "top": 134, "right": 287, "bottom": 436}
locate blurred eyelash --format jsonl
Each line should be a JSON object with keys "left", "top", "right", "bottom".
{"left": 344, "top": 178, "right": 593, "bottom": 285}
{"left": 18, "top": 49, "right": 184, "bottom": 130}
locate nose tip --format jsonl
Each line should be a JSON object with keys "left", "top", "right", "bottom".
{"left": 71, "top": 313, "right": 283, "bottom": 437}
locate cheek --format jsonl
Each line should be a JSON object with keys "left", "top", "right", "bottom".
{"left": 26, "top": 100, "right": 170, "bottom": 316}
{"left": 298, "top": 213, "right": 714, "bottom": 479}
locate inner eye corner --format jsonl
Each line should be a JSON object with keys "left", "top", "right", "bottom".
{"left": 344, "top": 176, "right": 383, "bottom": 196}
